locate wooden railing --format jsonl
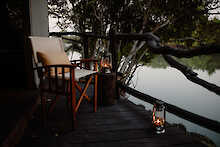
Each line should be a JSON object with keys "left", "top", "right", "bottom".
{"left": 118, "top": 81, "right": 220, "bottom": 134}
{"left": 50, "top": 31, "right": 220, "bottom": 134}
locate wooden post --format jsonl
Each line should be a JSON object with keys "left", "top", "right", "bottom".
{"left": 109, "top": 29, "right": 118, "bottom": 101}
{"left": 109, "top": 30, "right": 117, "bottom": 72}
{"left": 83, "top": 35, "right": 89, "bottom": 59}
{"left": 94, "top": 74, "right": 98, "bottom": 112}
{"left": 83, "top": 35, "right": 90, "bottom": 69}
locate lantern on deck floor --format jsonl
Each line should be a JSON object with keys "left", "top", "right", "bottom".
{"left": 101, "top": 51, "right": 112, "bottom": 73}
{"left": 152, "top": 100, "right": 166, "bottom": 134}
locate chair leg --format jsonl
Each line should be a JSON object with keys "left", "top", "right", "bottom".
{"left": 94, "top": 74, "right": 98, "bottom": 112}
{"left": 71, "top": 80, "right": 77, "bottom": 129}
{"left": 48, "top": 95, "right": 60, "bottom": 113}
{"left": 66, "top": 81, "right": 71, "bottom": 110}
{"left": 40, "top": 93, "right": 47, "bottom": 128}
{"left": 74, "top": 76, "right": 93, "bottom": 113}
{"left": 75, "top": 82, "right": 91, "bottom": 101}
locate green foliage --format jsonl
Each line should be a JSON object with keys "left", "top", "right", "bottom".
{"left": 120, "top": 43, "right": 133, "bottom": 57}
{"left": 146, "top": 54, "right": 220, "bottom": 75}
{"left": 144, "top": 55, "right": 169, "bottom": 69}
{"left": 139, "top": 52, "right": 156, "bottom": 66}
{"left": 194, "top": 19, "right": 220, "bottom": 45}
{"left": 48, "top": 0, "right": 220, "bottom": 64}
{"left": 178, "top": 54, "right": 220, "bottom": 75}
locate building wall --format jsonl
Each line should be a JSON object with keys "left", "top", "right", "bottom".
{"left": 0, "top": 0, "right": 49, "bottom": 89}
{"left": 29, "top": 0, "right": 49, "bottom": 36}
{"left": 29, "top": 0, "right": 49, "bottom": 87}
{"left": 1, "top": 1, "right": 30, "bottom": 88}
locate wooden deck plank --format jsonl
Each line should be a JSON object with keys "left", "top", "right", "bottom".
{"left": 16, "top": 91, "right": 208, "bottom": 147}
{"left": 59, "top": 127, "right": 189, "bottom": 144}
{"left": 0, "top": 89, "right": 40, "bottom": 147}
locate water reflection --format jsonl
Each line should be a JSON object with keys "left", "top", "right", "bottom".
{"left": 146, "top": 54, "right": 220, "bottom": 75}
{"left": 129, "top": 66, "right": 220, "bottom": 146}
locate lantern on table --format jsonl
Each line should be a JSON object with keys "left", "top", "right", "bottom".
{"left": 152, "top": 100, "right": 166, "bottom": 134}
{"left": 101, "top": 51, "right": 112, "bottom": 73}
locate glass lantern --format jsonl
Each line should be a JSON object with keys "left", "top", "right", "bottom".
{"left": 101, "top": 51, "right": 112, "bottom": 73}
{"left": 152, "top": 100, "right": 166, "bottom": 134}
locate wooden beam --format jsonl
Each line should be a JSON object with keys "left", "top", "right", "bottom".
{"left": 109, "top": 30, "right": 118, "bottom": 72}
{"left": 49, "top": 32, "right": 109, "bottom": 39}
{"left": 118, "top": 82, "right": 220, "bottom": 134}
{"left": 82, "top": 35, "right": 89, "bottom": 58}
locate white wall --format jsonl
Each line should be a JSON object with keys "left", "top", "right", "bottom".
{"left": 29, "top": 0, "right": 48, "bottom": 36}
{"left": 29, "top": 0, "right": 49, "bottom": 87}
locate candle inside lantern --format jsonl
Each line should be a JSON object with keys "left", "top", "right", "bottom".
{"left": 103, "top": 62, "right": 109, "bottom": 68}
{"left": 101, "top": 60, "right": 111, "bottom": 73}
{"left": 153, "top": 117, "right": 165, "bottom": 126}
{"left": 152, "top": 100, "right": 166, "bottom": 134}
{"left": 101, "top": 53, "right": 112, "bottom": 73}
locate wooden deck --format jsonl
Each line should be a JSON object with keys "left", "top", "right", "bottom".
{"left": 16, "top": 94, "right": 208, "bottom": 147}
{"left": 0, "top": 89, "right": 40, "bottom": 147}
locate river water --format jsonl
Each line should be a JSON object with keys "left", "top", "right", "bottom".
{"left": 129, "top": 65, "right": 220, "bottom": 146}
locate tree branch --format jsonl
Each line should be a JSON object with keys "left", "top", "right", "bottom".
{"left": 93, "top": 6, "right": 102, "bottom": 22}
{"left": 207, "top": 12, "right": 220, "bottom": 15}
{"left": 163, "top": 55, "right": 220, "bottom": 96}
{"left": 149, "top": 44, "right": 220, "bottom": 58}
{"left": 152, "top": 19, "right": 170, "bottom": 33}
{"left": 171, "top": 37, "right": 202, "bottom": 42}
{"left": 114, "top": 32, "right": 220, "bottom": 58}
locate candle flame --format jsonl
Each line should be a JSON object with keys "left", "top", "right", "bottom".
{"left": 153, "top": 118, "right": 164, "bottom": 126}
{"left": 102, "top": 62, "right": 111, "bottom": 68}
{"left": 156, "top": 119, "right": 160, "bottom": 124}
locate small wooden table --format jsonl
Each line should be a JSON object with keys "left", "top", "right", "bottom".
{"left": 98, "top": 72, "right": 116, "bottom": 106}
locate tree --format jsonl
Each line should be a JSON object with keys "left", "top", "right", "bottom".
{"left": 48, "top": 0, "right": 220, "bottom": 87}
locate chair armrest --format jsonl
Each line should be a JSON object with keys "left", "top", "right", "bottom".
{"left": 34, "top": 64, "right": 77, "bottom": 71}
{"left": 70, "top": 58, "right": 98, "bottom": 64}
{"left": 70, "top": 59, "right": 99, "bottom": 71}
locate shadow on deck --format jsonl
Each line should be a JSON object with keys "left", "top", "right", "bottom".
{"left": 16, "top": 91, "right": 207, "bottom": 147}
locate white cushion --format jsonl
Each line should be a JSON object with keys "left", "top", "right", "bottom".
{"left": 50, "top": 69, "right": 97, "bottom": 81}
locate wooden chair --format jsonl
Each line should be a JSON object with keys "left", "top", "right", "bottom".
{"left": 29, "top": 36, "right": 98, "bottom": 129}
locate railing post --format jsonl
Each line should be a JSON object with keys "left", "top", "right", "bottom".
{"left": 109, "top": 30, "right": 117, "bottom": 73}
{"left": 83, "top": 35, "right": 89, "bottom": 59}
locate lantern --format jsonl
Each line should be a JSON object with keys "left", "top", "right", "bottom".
{"left": 152, "top": 100, "right": 166, "bottom": 134}
{"left": 101, "top": 51, "right": 112, "bottom": 73}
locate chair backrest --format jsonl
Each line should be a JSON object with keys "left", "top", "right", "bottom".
{"left": 29, "top": 36, "right": 72, "bottom": 85}
{"left": 29, "top": 36, "right": 66, "bottom": 65}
